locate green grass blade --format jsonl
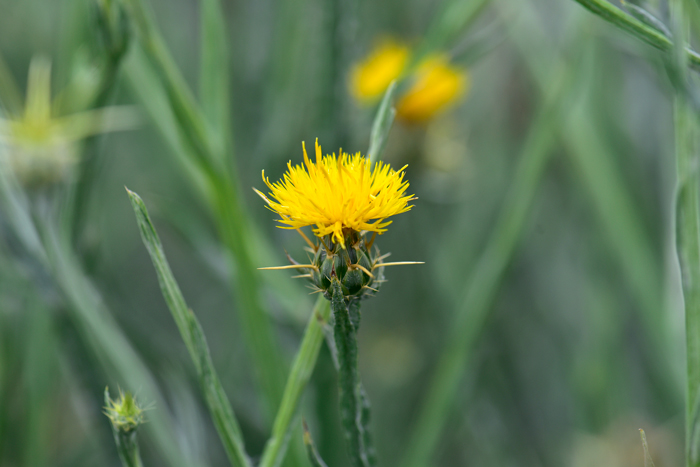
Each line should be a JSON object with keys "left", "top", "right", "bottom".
{"left": 673, "top": 25, "right": 700, "bottom": 463}
{"left": 402, "top": 58, "right": 576, "bottom": 467}
{"left": 127, "top": 188, "right": 252, "bottom": 467}
{"left": 122, "top": 0, "right": 292, "bottom": 426}
{"left": 367, "top": 80, "right": 397, "bottom": 164}
{"left": 199, "top": 0, "right": 231, "bottom": 162}
{"left": 413, "top": 0, "right": 492, "bottom": 64}
{"left": 259, "top": 296, "right": 331, "bottom": 467}
{"left": 570, "top": 0, "right": 700, "bottom": 69}
{"left": 42, "top": 225, "right": 190, "bottom": 467}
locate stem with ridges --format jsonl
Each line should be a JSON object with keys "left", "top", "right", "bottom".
{"left": 331, "top": 279, "right": 374, "bottom": 467}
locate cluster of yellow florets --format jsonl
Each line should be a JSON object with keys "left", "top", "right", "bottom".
{"left": 255, "top": 139, "right": 414, "bottom": 248}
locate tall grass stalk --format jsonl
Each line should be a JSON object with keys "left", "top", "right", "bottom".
{"left": 120, "top": 0, "right": 289, "bottom": 422}
{"left": 402, "top": 54, "right": 579, "bottom": 467}
{"left": 128, "top": 190, "right": 252, "bottom": 467}
{"left": 0, "top": 167, "right": 190, "bottom": 467}
{"left": 671, "top": 4, "right": 700, "bottom": 466}
{"left": 512, "top": 0, "right": 680, "bottom": 401}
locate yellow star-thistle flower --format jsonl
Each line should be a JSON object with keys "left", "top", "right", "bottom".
{"left": 396, "top": 55, "right": 468, "bottom": 123}
{"left": 350, "top": 39, "right": 409, "bottom": 102}
{"left": 255, "top": 139, "right": 414, "bottom": 248}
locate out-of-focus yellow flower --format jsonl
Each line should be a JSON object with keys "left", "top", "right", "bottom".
{"left": 0, "top": 57, "right": 135, "bottom": 185}
{"left": 350, "top": 40, "right": 469, "bottom": 123}
{"left": 255, "top": 139, "right": 413, "bottom": 248}
{"left": 350, "top": 40, "right": 410, "bottom": 102}
{"left": 396, "top": 55, "right": 468, "bottom": 123}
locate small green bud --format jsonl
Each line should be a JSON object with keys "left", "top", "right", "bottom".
{"left": 307, "top": 231, "right": 385, "bottom": 301}
{"left": 104, "top": 387, "right": 145, "bottom": 433}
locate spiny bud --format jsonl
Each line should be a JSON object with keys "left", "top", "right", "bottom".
{"left": 104, "top": 387, "right": 145, "bottom": 433}
{"left": 307, "top": 231, "right": 385, "bottom": 301}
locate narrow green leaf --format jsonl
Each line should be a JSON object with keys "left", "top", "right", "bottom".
{"left": 302, "top": 421, "right": 329, "bottom": 467}
{"left": 199, "top": 0, "right": 231, "bottom": 162}
{"left": 331, "top": 279, "right": 374, "bottom": 467}
{"left": 620, "top": 1, "right": 671, "bottom": 39}
{"left": 259, "top": 296, "right": 331, "bottom": 467}
{"left": 127, "top": 188, "right": 252, "bottom": 467}
{"left": 414, "top": 0, "right": 492, "bottom": 64}
{"left": 639, "top": 429, "right": 656, "bottom": 467}
{"left": 367, "top": 80, "right": 397, "bottom": 164}
{"left": 402, "top": 47, "right": 577, "bottom": 467}
{"left": 571, "top": 0, "right": 700, "bottom": 69}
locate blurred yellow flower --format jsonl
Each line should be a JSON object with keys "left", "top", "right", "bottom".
{"left": 350, "top": 40, "right": 409, "bottom": 102}
{"left": 396, "top": 56, "right": 468, "bottom": 123}
{"left": 0, "top": 57, "right": 135, "bottom": 184}
{"left": 351, "top": 40, "right": 469, "bottom": 123}
{"left": 255, "top": 139, "right": 414, "bottom": 248}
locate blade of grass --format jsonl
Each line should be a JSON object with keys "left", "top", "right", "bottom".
{"left": 510, "top": 0, "right": 680, "bottom": 402}
{"left": 42, "top": 223, "right": 190, "bottom": 467}
{"left": 367, "top": 81, "right": 397, "bottom": 165}
{"left": 569, "top": 0, "right": 700, "bottom": 69}
{"left": 199, "top": 0, "right": 230, "bottom": 164}
{"left": 127, "top": 188, "right": 252, "bottom": 467}
{"left": 412, "top": 0, "right": 493, "bottom": 65}
{"left": 258, "top": 296, "right": 331, "bottom": 467}
{"left": 402, "top": 54, "right": 579, "bottom": 467}
{"left": 676, "top": 92, "right": 700, "bottom": 467}
{"left": 672, "top": 5, "right": 700, "bottom": 465}
{"left": 121, "top": 0, "right": 290, "bottom": 423}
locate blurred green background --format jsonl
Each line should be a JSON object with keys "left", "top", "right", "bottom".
{"left": 0, "top": 0, "right": 687, "bottom": 466}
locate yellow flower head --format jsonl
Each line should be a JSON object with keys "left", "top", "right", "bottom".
{"left": 396, "top": 55, "right": 468, "bottom": 123}
{"left": 255, "top": 139, "right": 414, "bottom": 248}
{"left": 350, "top": 39, "right": 409, "bottom": 102}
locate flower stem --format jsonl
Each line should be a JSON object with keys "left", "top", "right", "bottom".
{"left": 331, "top": 279, "right": 375, "bottom": 467}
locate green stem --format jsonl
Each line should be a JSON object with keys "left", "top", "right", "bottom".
{"left": 259, "top": 296, "right": 331, "bottom": 467}
{"left": 677, "top": 91, "right": 700, "bottom": 467}
{"left": 402, "top": 62, "right": 575, "bottom": 467}
{"left": 570, "top": 0, "right": 700, "bottom": 69}
{"left": 331, "top": 280, "right": 374, "bottom": 467}
{"left": 673, "top": 6, "right": 700, "bottom": 461}
{"left": 111, "top": 430, "right": 145, "bottom": 467}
